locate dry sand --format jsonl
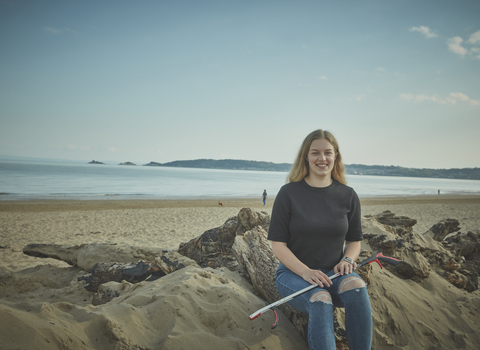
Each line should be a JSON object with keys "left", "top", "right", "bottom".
{"left": 1, "top": 195, "right": 480, "bottom": 349}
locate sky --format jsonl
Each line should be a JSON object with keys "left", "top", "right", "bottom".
{"left": 1, "top": 0, "right": 479, "bottom": 169}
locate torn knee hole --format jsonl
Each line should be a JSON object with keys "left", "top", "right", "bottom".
{"left": 339, "top": 277, "right": 365, "bottom": 293}
{"left": 309, "top": 291, "right": 332, "bottom": 304}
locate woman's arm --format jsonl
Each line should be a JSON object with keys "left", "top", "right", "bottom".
{"left": 271, "top": 241, "right": 332, "bottom": 288}
{"left": 334, "top": 241, "right": 361, "bottom": 275}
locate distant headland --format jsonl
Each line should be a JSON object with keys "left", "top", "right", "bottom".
{"left": 143, "top": 159, "right": 480, "bottom": 180}
{"left": 88, "top": 160, "right": 104, "bottom": 164}
{"left": 144, "top": 159, "right": 290, "bottom": 172}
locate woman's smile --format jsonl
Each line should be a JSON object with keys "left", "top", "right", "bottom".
{"left": 306, "top": 138, "right": 336, "bottom": 180}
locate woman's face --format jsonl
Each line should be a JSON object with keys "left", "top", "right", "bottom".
{"left": 306, "top": 138, "right": 336, "bottom": 179}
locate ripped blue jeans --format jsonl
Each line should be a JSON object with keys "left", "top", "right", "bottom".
{"left": 276, "top": 263, "right": 372, "bottom": 350}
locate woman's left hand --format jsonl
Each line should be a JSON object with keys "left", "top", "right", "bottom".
{"left": 334, "top": 261, "right": 357, "bottom": 275}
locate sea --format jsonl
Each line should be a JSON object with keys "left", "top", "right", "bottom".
{"left": 1, "top": 158, "right": 479, "bottom": 201}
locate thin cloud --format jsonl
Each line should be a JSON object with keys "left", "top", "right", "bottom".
{"left": 471, "top": 47, "right": 480, "bottom": 60}
{"left": 399, "top": 93, "right": 444, "bottom": 104}
{"left": 44, "top": 27, "right": 62, "bottom": 34}
{"left": 400, "top": 92, "right": 479, "bottom": 106}
{"left": 447, "top": 36, "right": 467, "bottom": 57}
{"left": 467, "top": 30, "right": 480, "bottom": 44}
{"left": 409, "top": 26, "right": 480, "bottom": 59}
{"left": 349, "top": 95, "right": 365, "bottom": 102}
{"left": 446, "top": 92, "right": 469, "bottom": 103}
{"left": 466, "top": 31, "right": 480, "bottom": 59}
{"left": 67, "top": 144, "right": 91, "bottom": 151}
{"left": 43, "top": 27, "right": 78, "bottom": 35}
{"left": 447, "top": 92, "right": 480, "bottom": 106}
{"left": 409, "top": 26, "right": 438, "bottom": 38}
{"left": 469, "top": 100, "right": 480, "bottom": 106}
{"left": 319, "top": 76, "right": 328, "bottom": 81}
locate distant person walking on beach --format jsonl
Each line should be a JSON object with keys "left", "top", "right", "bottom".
{"left": 268, "top": 129, "right": 372, "bottom": 350}
{"left": 262, "top": 190, "right": 267, "bottom": 206}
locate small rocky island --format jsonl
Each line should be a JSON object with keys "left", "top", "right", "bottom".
{"left": 88, "top": 160, "right": 104, "bottom": 164}
{"left": 119, "top": 162, "right": 138, "bottom": 166}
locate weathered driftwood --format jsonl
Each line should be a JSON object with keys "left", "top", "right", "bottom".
{"left": 77, "top": 250, "right": 197, "bottom": 293}
{"left": 23, "top": 243, "right": 168, "bottom": 271}
{"left": 178, "top": 208, "right": 270, "bottom": 271}
{"left": 422, "top": 218, "right": 460, "bottom": 241}
{"left": 23, "top": 242, "right": 199, "bottom": 297}
{"left": 442, "top": 230, "right": 480, "bottom": 292}
{"left": 373, "top": 210, "right": 417, "bottom": 233}
{"left": 232, "top": 226, "right": 278, "bottom": 301}
{"left": 363, "top": 212, "right": 480, "bottom": 291}
{"left": 23, "top": 243, "right": 83, "bottom": 265}
{"left": 84, "top": 250, "right": 197, "bottom": 292}
{"left": 79, "top": 261, "right": 168, "bottom": 292}
{"left": 444, "top": 230, "right": 480, "bottom": 257}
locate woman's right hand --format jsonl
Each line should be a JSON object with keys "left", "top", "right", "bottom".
{"left": 271, "top": 241, "right": 333, "bottom": 287}
{"left": 301, "top": 269, "right": 332, "bottom": 288}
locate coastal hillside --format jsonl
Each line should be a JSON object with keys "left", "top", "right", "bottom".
{"left": 145, "top": 159, "right": 292, "bottom": 172}
{"left": 144, "top": 159, "right": 480, "bottom": 180}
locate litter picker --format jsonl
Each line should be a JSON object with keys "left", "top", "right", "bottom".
{"left": 249, "top": 252, "right": 402, "bottom": 327}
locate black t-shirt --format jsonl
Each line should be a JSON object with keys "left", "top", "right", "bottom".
{"left": 267, "top": 179, "right": 363, "bottom": 270}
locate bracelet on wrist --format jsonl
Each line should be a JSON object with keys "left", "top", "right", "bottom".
{"left": 341, "top": 257, "right": 354, "bottom": 264}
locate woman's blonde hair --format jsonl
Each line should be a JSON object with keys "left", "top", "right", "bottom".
{"left": 288, "top": 129, "right": 347, "bottom": 185}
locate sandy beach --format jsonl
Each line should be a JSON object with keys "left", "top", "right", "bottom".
{"left": 1, "top": 195, "right": 480, "bottom": 349}
{"left": 2, "top": 195, "right": 479, "bottom": 261}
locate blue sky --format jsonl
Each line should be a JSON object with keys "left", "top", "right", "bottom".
{"left": 1, "top": 0, "right": 479, "bottom": 169}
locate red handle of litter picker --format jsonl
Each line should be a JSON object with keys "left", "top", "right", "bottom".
{"left": 359, "top": 252, "right": 403, "bottom": 270}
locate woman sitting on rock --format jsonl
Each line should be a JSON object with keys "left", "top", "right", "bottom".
{"left": 268, "top": 129, "right": 372, "bottom": 350}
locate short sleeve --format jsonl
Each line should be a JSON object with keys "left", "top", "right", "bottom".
{"left": 345, "top": 189, "right": 363, "bottom": 241}
{"left": 267, "top": 185, "right": 291, "bottom": 243}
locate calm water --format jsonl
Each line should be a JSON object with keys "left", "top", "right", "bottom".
{"left": 1, "top": 159, "right": 479, "bottom": 200}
